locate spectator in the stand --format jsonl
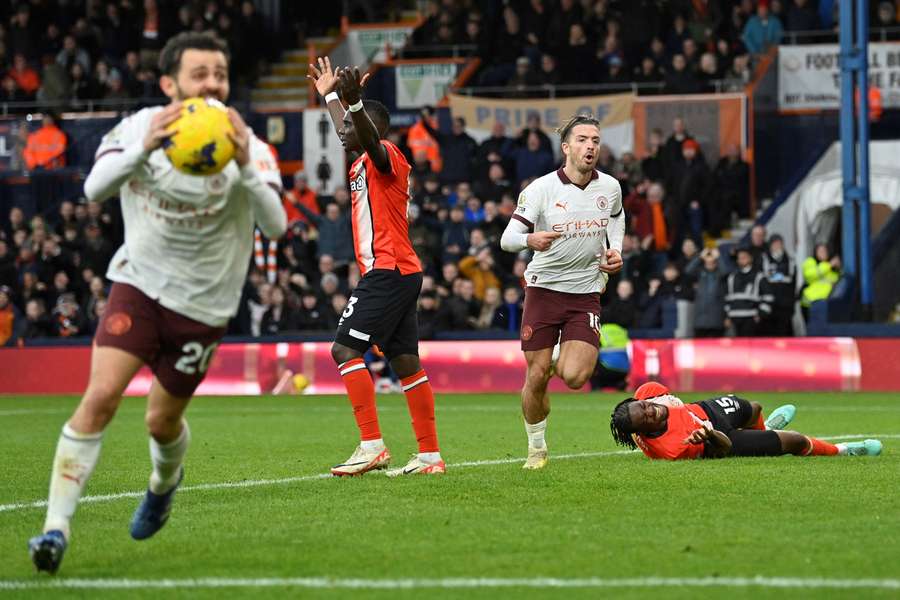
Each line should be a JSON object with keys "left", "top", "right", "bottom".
{"left": 476, "top": 121, "right": 515, "bottom": 177}
{"left": 80, "top": 221, "right": 114, "bottom": 275}
{"left": 512, "top": 131, "right": 555, "bottom": 188}
{"left": 698, "top": 53, "right": 721, "bottom": 92}
{"left": 0, "top": 285, "right": 24, "bottom": 346}
{"left": 7, "top": 53, "right": 40, "bottom": 100}
{"left": 283, "top": 172, "right": 319, "bottom": 227}
{"left": 478, "top": 6, "right": 524, "bottom": 86}
{"left": 603, "top": 279, "right": 638, "bottom": 328}
{"left": 875, "top": 1, "right": 899, "bottom": 33}
{"left": 559, "top": 23, "right": 597, "bottom": 84}
{"left": 295, "top": 289, "right": 329, "bottom": 331}
{"left": 725, "top": 247, "right": 770, "bottom": 337}
{"left": 748, "top": 224, "right": 768, "bottom": 270}
{"left": 676, "top": 238, "right": 700, "bottom": 273}
{"left": 784, "top": 0, "right": 821, "bottom": 31}
{"left": 742, "top": 0, "right": 783, "bottom": 54}
{"left": 437, "top": 262, "right": 460, "bottom": 297}
{"left": 762, "top": 234, "right": 796, "bottom": 336}
{"left": 422, "top": 112, "right": 477, "bottom": 186}
{"left": 685, "top": 246, "right": 728, "bottom": 337}
{"left": 56, "top": 35, "right": 92, "bottom": 74}
{"left": 474, "top": 286, "right": 502, "bottom": 329}
{"left": 682, "top": 38, "right": 701, "bottom": 71}
{"left": 459, "top": 247, "right": 501, "bottom": 301}
{"left": 725, "top": 52, "right": 753, "bottom": 90}
{"left": 507, "top": 56, "right": 541, "bottom": 96}
{"left": 260, "top": 285, "right": 295, "bottom": 335}
{"left": 51, "top": 292, "right": 86, "bottom": 337}
{"left": 658, "top": 262, "right": 694, "bottom": 302}
{"left": 0, "top": 242, "right": 17, "bottom": 290}
{"left": 516, "top": 113, "right": 553, "bottom": 156}
{"left": 666, "top": 12, "right": 691, "bottom": 57}
{"left": 442, "top": 205, "right": 469, "bottom": 265}
{"left": 634, "top": 56, "right": 663, "bottom": 88}
{"left": 475, "top": 162, "right": 513, "bottom": 204}
{"left": 663, "top": 117, "right": 694, "bottom": 177}
{"left": 37, "top": 53, "right": 71, "bottom": 103}
{"left": 637, "top": 276, "right": 665, "bottom": 329}
{"left": 297, "top": 200, "right": 354, "bottom": 266}
{"left": 670, "top": 139, "right": 711, "bottom": 246}
{"left": 23, "top": 298, "right": 53, "bottom": 339}
{"left": 8, "top": 4, "right": 38, "bottom": 62}
{"left": 492, "top": 285, "right": 523, "bottom": 333}
{"left": 417, "top": 290, "right": 440, "bottom": 340}
{"left": 641, "top": 129, "right": 666, "bottom": 182}
{"left": 23, "top": 113, "right": 67, "bottom": 170}
{"left": 536, "top": 53, "right": 561, "bottom": 86}
{"left": 664, "top": 53, "right": 702, "bottom": 95}
{"left": 68, "top": 62, "right": 97, "bottom": 100}
{"left": 801, "top": 243, "right": 840, "bottom": 317}
{"left": 715, "top": 144, "right": 751, "bottom": 221}
{"left": 408, "top": 107, "right": 442, "bottom": 174}
{"left": 437, "top": 277, "right": 479, "bottom": 330}
{"left": 0, "top": 76, "right": 29, "bottom": 102}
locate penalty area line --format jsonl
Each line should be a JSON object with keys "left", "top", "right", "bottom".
{"left": 0, "top": 576, "right": 898, "bottom": 591}
{"left": 0, "top": 450, "right": 636, "bottom": 514}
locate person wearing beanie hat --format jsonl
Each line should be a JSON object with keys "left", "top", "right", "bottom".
{"left": 610, "top": 388, "right": 881, "bottom": 460}
{"left": 742, "top": 0, "right": 784, "bottom": 54}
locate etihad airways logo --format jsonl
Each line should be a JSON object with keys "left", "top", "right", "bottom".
{"left": 551, "top": 218, "right": 609, "bottom": 233}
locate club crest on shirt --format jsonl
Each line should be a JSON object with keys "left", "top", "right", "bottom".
{"left": 596, "top": 196, "right": 608, "bottom": 210}
{"left": 205, "top": 172, "right": 228, "bottom": 195}
{"left": 518, "top": 192, "right": 527, "bottom": 206}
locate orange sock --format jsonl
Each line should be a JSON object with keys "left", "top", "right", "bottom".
{"left": 803, "top": 436, "right": 839, "bottom": 456}
{"left": 401, "top": 369, "right": 439, "bottom": 453}
{"left": 338, "top": 359, "right": 381, "bottom": 441}
{"left": 750, "top": 412, "right": 766, "bottom": 431}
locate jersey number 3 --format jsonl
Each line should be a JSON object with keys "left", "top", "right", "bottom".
{"left": 174, "top": 341, "right": 219, "bottom": 375}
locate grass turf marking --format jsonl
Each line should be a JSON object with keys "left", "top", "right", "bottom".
{"left": 0, "top": 576, "right": 898, "bottom": 591}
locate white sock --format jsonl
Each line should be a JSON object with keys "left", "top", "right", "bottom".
{"left": 835, "top": 443, "right": 848, "bottom": 455}
{"left": 149, "top": 421, "right": 190, "bottom": 494}
{"left": 360, "top": 438, "right": 385, "bottom": 453}
{"left": 525, "top": 418, "right": 548, "bottom": 449}
{"left": 417, "top": 451, "right": 442, "bottom": 464}
{"left": 44, "top": 424, "right": 103, "bottom": 538}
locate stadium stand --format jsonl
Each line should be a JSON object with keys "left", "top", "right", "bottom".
{"left": 1, "top": 0, "right": 899, "bottom": 349}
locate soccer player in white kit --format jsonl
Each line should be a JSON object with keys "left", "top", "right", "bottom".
{"left": 500, "top": 115, "right": 625, "bottom": 469}
{"left": 27, "top": 32, "right": 286, "bottom": 573}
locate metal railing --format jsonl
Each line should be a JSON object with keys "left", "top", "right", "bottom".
{"left": 779, "top": 26, "right": 900, "bottom": 44}
{"left": 391, "top": 43, "right": 477, "bottom": 59}
{"left": 0, "top": 95, "right": 253, "bottom": 117}
{"left": 453, "top": 78, "right": 746, "bottom": 99}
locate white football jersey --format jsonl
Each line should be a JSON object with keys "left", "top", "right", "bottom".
{"left": 91, "top": 106, "right": 282, "bottom": 327}
{"left": 513, "top": 167, "right": 624, "bottom": 294}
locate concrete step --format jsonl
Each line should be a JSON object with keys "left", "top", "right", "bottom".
{"left": 257, "top": 75, "right": 309, "bottom": 89}
{"left": 271, "top": 62, "right": 309, "bottom": 77}
{"left": 251, "top": 88, "right": 309, "bottom": 103}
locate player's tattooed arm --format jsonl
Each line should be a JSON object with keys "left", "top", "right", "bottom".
{"left": 308, "top": 57, "right": 346, "bottom": 134}
{"left": 338, "top": 66, "right": 389, "bottom": 173}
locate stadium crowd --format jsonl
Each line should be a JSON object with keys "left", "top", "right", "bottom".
{"left": 1, "top": 0, "right": 866, "bottom": 346}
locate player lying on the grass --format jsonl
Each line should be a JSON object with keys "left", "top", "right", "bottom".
{"left": 499, "top": 114, "right": 624, "bottom": 470}
{"left": 27, "top": 32, "right": 286, "bottom": 574}
{"left": 609, "top": 382, "right": 883, "bottom": 460}
{"left": 307, "top": 57, "right": 443, "bottom": 477}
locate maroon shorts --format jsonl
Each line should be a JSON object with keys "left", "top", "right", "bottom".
{"left": 95, "top": 283, "right": 226, "bottom": 397}
{"left": 520, "top": 286, "right": 602, "bottom": 352}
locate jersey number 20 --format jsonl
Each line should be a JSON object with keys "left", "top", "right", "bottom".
{"left": 175, "top": 341, "right": 219, "bottom": 375}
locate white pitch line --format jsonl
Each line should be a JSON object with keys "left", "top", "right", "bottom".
{"left": 0, "top": 450, "right": 636, "bottom": 514}
{"left": 0, "top": 576, "right": 897, "bottom": 591}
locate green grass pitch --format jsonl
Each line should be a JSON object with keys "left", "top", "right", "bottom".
{"left": 1, "top": 392, "right": 898, "bottom": 599}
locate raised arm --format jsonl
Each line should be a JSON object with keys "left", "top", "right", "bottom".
{"left": 308, "top": 57, "right": 346, "bottom": 135}
{"left": 338, "top": 67, "right": 390, "bottom": 173}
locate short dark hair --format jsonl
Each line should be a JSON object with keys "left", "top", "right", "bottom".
{"left": 610, "top": 398, "right": 638, "bottom": 449}
{"left": 158, "top": 31, "right": 230, "bottom": 76}
{"left": 556, "top": 114, "right": 601, "bottom": 144}
{"left": 363, "top": 99, "right": 390, "bottom": 137}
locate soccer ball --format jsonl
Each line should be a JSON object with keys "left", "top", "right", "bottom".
{"left": 163, "top": 97, "right": 235, "bottom": 175}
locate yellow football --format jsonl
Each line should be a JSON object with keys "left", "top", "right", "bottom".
{"left": 163, "top": 97, "right": 235, "bottom": 175}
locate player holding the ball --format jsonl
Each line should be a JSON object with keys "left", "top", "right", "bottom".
{"left": 28, "top": 32, "right": 286, "bottom": 574}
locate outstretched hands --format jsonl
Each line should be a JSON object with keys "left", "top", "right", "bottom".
{"left": 308, "top": 57, "right": 371, "bottom": 102}
{"left": 337, "top": 66, "right": 371, "bottom": 106}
